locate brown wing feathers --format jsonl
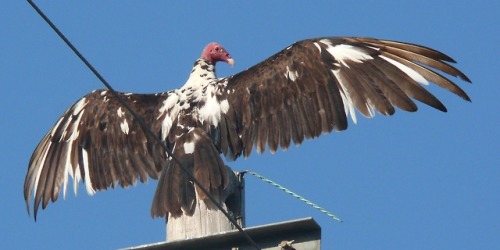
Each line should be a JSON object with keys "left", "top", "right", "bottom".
{"left": 221, "top": 37, "right": 470, "bottom": 160}
{"left": 24, "top": 90, "right": 166, "bottom": 219}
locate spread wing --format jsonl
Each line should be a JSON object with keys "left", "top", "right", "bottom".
{"left": 216, "top": 37, "right": 471, "bottom": 159}
{"left": 24, "top": 89, "right": 171, "bottom": 219}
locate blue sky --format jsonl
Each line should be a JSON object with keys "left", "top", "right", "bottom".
{"left": 2, "top": 1, "right": 499, "bottom": 249}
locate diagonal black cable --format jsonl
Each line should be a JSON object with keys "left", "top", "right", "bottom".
{"left": 26, "top": 1, "right": 260, "bottom": 249}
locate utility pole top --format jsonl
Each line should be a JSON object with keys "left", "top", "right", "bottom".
{"left": 123, "top": 217, "right": 321, "bottom": 250}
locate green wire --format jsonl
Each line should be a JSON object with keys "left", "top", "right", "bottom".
{"left": 243, "top": 170, "right": 343, "bottom": 223}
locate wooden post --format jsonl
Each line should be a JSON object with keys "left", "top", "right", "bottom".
{"left": 124, "top": 171, "right": 323, "bottom": 250}
{"left": 166, "top": 168, "right": 245, "bottom": 241}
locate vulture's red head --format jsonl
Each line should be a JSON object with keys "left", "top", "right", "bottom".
{"left": 201, "top": 42, "right": 234, "bottom": 66}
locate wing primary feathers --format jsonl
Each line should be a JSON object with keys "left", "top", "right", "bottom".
{"left": 378, "top": 45, "right": 470, "bottom": 82}
{"left": 380, "top": 53, "right": 471, "bottom": 101}
{"left": 352, "top": 37, "right": 458, "bottom": 63}
{"left": 362, "top": 59, "right": 418, "bottom": 112}
{"left": 43, "top": 141, "right": 63, "bottom": 208}
{"left": 377, "top": 57, "right": 448, "bottom": 112}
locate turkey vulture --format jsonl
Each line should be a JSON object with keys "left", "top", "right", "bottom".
{"left": 24, "top": 37, "right": 471, "bottom": 220}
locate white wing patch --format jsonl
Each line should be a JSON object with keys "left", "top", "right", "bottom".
{"left": 313, "top": 42, "right": 322, "bottom": 53}
{"left": 380, "top": 55, "right": 429, "bottom": 85}
{"left": 120, "top": 120, "right": 129, "bottom": 134}
{"left": 67, "top": 108, "right": 85, "bottom": 141}
{"left": 285, "top": 65, "right": 299, "bottom": 82}
{"left": 50, "top": 98, "right": 87, "bottom": 142}
{"left": 81, "top": 148, "right": 95, "bottom": 195}
{"left": 320, "top": 39, "right": 374, "bottom": 68}
{"left": 51, "top": 117, "right": 65, "bottom": 139}
{"left": 117, "top": 107, "right": 130, "bottom": 134}
{"left": 61, "top": 148, "right": 95, "bottom": 197}
{"left": 117, "top": 107, "right": 125, "bottom": 117}
{"left": 72, "top": 97, "right": 88, "bottom": 116}
{"left": 331, "top": 69, "right": 358, "bottom": 123}
{"left": 62, "top": 139, "right": 73, "bottom": 198}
